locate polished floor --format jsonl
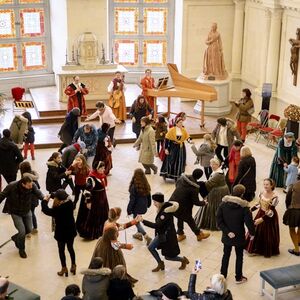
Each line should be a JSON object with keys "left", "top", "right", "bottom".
{"left": 0, "top": 135, "right": 299, "bottom": 300}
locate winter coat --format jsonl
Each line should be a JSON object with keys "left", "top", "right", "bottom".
{"left": 73, "top": 125, "right": 98, "bottom": 157}
{"left": 233, "top": 155, "right": 256, "bottom": 194}
{"left": 133, "top": 124, "right": 157, "bottom": 165}
{"left": 0, "top": 137, "right": 23, "bottom": 176}
{"left": 81, "top": 267, "right": 111, "bottom": 300}
{"left": 284, "top": 164, "right": 299, "bottom": 188}
{"left": 188, "top": 274, "right": 233, "bottom": 300}
{"left": 169, "top": 174, "right": 206, "bottom": 219}
{"left": 62, "top": 144, "right": 81, "bottom": 168}
{"left": 127, "top": 184, "right": 151, "bottom": 215}
{"left": 211, "top": 120, "right": 240, "bottom": 149}
{"left": 191, "top": 143, "right": 214, "bottom": 167}
{"left": 58, "top": 110, "right": 79, "bottom": 145}
{"left": 143, "top": 202, "right": 180, "bottom": 257}
{"left": 24, "top": 126, "right": 35, "bottom": 143}
{"left": 235, "top": 97, "right": 254, "bottom": 123}
{"left": 41, "top": 198, "right": 77, "bottom": 241}
{"left": 217, "top": 195, "right": 255, "bottom": 246}
{"left": 46, "top": 161, "right": 67, "bottom": 193}
{"left": 0, "top": 180, "right": 44, "bottom": 216}
{"left": 107, "top": 278, "right": 135, "bottom": 300}
{"left": 130, "top": 101, "right": 153, "bottom": 136}
{"left": 9, "top": 114, "right": 28, "bottom": 145}
{"left": 22, "top": 171, "right": 40, "bottom": 207}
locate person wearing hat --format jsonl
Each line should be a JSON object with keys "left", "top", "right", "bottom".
{"left": 42, "top": 189, "right": 77, "bottom": 277}
{"left": 58, "top": 107, "right": 81, "bottom": 153}
{"left": 216, "top": 184, "right": 255, "bottom": 284}
{"left": 61, "top": 141, "right": 86, "bottom": 169}
{"left": 140, "top": 193, "right": 189, "bottom": 272}
{"left": 269, "top": 132, "right": 298, "bottom": 187}
{"left": 168, "top": 169, "right": 210, "bottom": 242}
{"left": 161, "top": 283, "right": 182, "bottom": 300}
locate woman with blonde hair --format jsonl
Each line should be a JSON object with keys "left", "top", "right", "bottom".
{"left": 233, "top": 146, "right": 256, "bottom": 201}
{"left": 191, "top": 134, "right": 216, "bottom": 179}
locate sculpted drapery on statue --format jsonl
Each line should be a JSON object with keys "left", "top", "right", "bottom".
{"left": 202, "top": 23, "right": 228, "bottom": 80}
{"left": 289, "top": 28, "right": 300, "bottom": 86}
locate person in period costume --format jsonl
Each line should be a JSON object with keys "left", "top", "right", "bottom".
{"left": 227, "top": 140, "right": 243, "bottom": 189}
{"left": 81, "top": 257, "right": 111, "bottom": 300}
{"left": 93, "top": 123, "right": 113, "bottom": 176}
{"left": 91, "top": 226, "right": 137, "bottom": 285}
{"left": 194, "top": 158, "right": 229, "bottom": 231}
{"left": 188, "top": 271, "right": 233, "bottom": 300}
{"left": 284, "top": 156, "right": 299, "bottom": 192}
{"left": 203, "top": 22, "right": 227, "bottom": 80}
{"left": 76, "top": 161, "right": 109, "bottom": 240}
{"left": 168, "top": 169, "right": 210, "bottom": 243}
{"left": 154, "top": 115, "right": 168, "bottom": 154}
{"left": 245, "top": 178, "right": 279, "bottom": 258}
{"left": 58, "top": 107, "right": 81, "bottom": 152}
{"left": 41, "top": 190, "right": 77, "bottom": 277}
{"left": 211, "top": 118, "right": 240, "bottom": 164}
{"left": 107, "top": 71, "right": 126, "bottom": 122}
{"left": 140, "top": 69, "right": 156, "bottom": 109}
{"left": 235, "top": 88, "right": 254, "bottom": 142}
{"left": 107, "top": 265, "right": 135, "bottom": 300}
{"left": 191, "top": 134, "right": 216, "bottom": 179}
{"left": 127, "top": 169, "right": 152, "bottom": 245}
{"left": 130, "top": 95, "right": 153, "bottom": 138}
{"left": 233, "top": 146, "right": 256, "bottom": 202}
{"left": 141, "top": 193, "right": 190, "bottom": 272}
{"left": 283, "top": 178, "right": 300, "bottom": 256}
{"left": 217, "top": 185, "right": 255, "bottom": 284}
{"left": 160, "top": 117, "right": 192, "bottom": 181}
{"left": 65, "top": 76, "right": 88, "bottom": 116}
{"left": 269, "top": 132, "right": 298, "bottom": 188}
{"left": 133, "top": 116, "right": 157, "bottom": 174}
{"left": 169, "top": 112, "right": 186, "bottom": 128}
{"left": 61, "top": 142, "right": 86, "bottom": 170}
{"left": 68, "top": 154, "right": 90, "bottom": 210}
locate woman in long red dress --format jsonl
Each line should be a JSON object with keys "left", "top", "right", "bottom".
{"left": 140, "top": 69, "right": 155, "bottom": 109}
{"left": 245, "top": 178, "right": 280, "bottom": 257}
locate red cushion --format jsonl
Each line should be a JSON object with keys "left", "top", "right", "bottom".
{"left": 11, "top": 87, "right": 25, "bottom": 101}
{"left": 260, "top": 127, "right": 274, "bottom": 133}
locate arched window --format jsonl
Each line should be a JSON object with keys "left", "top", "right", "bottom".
{"left": 0, "top": 0, "right": 52, "bottom": 76}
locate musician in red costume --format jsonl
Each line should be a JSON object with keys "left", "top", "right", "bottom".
{"left": 65, "top": 76, "right": 89, "bottom": 116}
{"left": 140, "top": 69, "right": 156, "bottom": 109}
{"left": 107, "top": 71, "right": 126, "bottom": 122}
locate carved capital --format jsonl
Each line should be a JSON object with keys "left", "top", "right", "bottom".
{"left": 234, "top": 0, "right": 246, "bottom": 9}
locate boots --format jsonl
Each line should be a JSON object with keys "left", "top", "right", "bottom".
{"left": 57, "top": 267, "right": 68, "bottom": 277}
{"left": 152, "top": 261, "right": 165, "bottom": 272}
{"left": 179, "top": 256, "right": 190, "bottom": 270}
{"left": 132, "top": 232, "right": 143, "bottom": 241}
{"left": 144, "top": 234, "right": 152, "bottom": 246}
{"left": 197, "top": 231, "right": 210, "bottom": 241}
{"left": 70, "top": 264, "right": 77, "bottom": 275}
{"left": 177, "top": 234, "right": 186, "bottom": 242}
{"left": 150, "top": 164, "right": 158, "bottom": 174}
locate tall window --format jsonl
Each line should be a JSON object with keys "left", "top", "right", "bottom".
{"left": 0, "top": 0, "right": 51, "bottom": 76}
{"left": 109, "top": 0, "right": 174, "bottom": 71}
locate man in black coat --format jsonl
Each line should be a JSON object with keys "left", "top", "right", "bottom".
{"left": 168, "top": 169, "right": 210, "bottom": 242}
{"left": 0, "top": 129, "right": 23, "bottom": 184}
{"left": 0, "top": 176, "right": 46, "bottom": 258}
{"left": 217, "top": 184, "right": 255, "bottom": 284}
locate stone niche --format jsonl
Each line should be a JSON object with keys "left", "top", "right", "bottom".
{"left": 78, "top": 32, "right": 99, "bottom": 66}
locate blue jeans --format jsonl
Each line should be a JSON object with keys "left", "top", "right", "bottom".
{"left": 11, "top": 212, "right": 33, "bottom": 250}
{"left": 133, "top": 214, "right": 146, "bottom": 235}
{"left": 148, "top": 235, "right": 182, "bottom": 263}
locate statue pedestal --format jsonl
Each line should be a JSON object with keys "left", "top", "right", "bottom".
{"left": 194, "top": 76, "right": 232, "bottom": 116}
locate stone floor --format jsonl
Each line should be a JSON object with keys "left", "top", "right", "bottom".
{"left": 0, "top": 135, "right": 300, "bottom": 300}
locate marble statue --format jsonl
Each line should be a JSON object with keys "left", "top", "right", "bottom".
{"left": 202, "top": 23, "right": 228, "bottom": 80}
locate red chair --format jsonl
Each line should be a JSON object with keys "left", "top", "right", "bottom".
{"left": 11, "top": 87, "right": 25, "bottom": 101}
{"left": 247, "top": 109, "right": 269, "bottom": 135}
{"left": 267, "top": 119, "right": 287, "bottom": 147}
{"left": 256, "top": 114, "right": 280, "bottom": 142}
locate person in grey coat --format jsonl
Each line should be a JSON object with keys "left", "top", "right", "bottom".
{"left": 81, "top": 257, "right": 111, "bottom": 300}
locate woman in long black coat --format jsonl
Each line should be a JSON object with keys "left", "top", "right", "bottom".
{"left": 41, "top": 189, "right": 77, "bottom": 277}
{"left": 233, "top": 146, "right": 256, "bottom": 201}
{"left": 142, "top": 193, "right": 189, "bottom": 272}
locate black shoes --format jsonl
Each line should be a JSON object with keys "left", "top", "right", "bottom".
{"left": 19, "top": 250, "right": 27, "bottom": 259}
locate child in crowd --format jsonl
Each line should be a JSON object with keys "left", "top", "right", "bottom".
{"left": 19, "top": 160, "right": 40, "bottom": 235}
{"left": 154, "top": 115, "right": 168, "bottom": 154}
{"left": 24, "top": 124, "right": 35, "bottom": 160}
{"left": 284, "top": 156, "right": 300, "bottom": 192}
{"left": 68, "top": 154, "right": 90, "bottom": 209}
{"left": 191, "top": 134, "right": 216, "bottom": 179}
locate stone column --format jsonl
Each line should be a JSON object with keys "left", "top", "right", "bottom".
{"left": 231, "top": 0, "right": 246, "bottom": 78}
{"left": 265, "top": 8, "right": 283, "bottom": 89}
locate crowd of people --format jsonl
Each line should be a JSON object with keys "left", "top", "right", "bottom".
{"left": 0, "top": 74, "right": 300, "bottom": 300}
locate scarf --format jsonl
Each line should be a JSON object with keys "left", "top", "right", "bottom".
{"left": 89, "top": 170, "right": 107, "bottom": 187}
{"left": 165, "top": 126, "right": 189, "bottom": 146}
